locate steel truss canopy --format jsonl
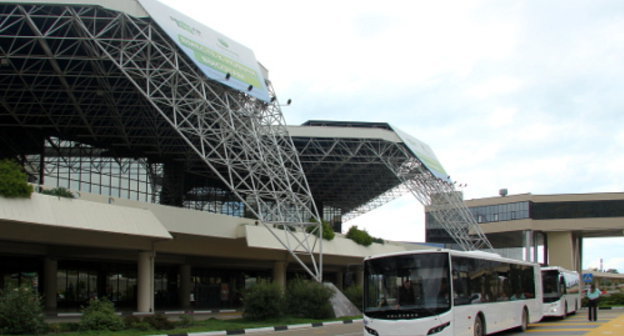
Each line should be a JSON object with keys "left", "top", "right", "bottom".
{"left": 0, "top": 0, "right": 324, "bottom": 279}
{"left": 289, "top": 121, "right": 493, "bottom": 252}
{"left": 0, "top": 0, "right": 492, "bottom": 271}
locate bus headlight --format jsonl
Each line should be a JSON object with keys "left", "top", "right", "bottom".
{"left": 427, "top": 321, "right": 451, "bottom": 335}
{"left": 365, "top": 326, "right": 379, "bottom": 336}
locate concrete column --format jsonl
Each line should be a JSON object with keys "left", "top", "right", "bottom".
{"left": 43, "top": 257, "right": 57, "bottom": 311}
{"left": 336, "top": 270, "right": 344, "bottom": 290}
{"left": 273, "top": 261, "right": 287, "bottom": 290}
{"left": 179, "top": 264, "right": 191, "bottom": 310}
{"left": 547, "top": 231, "right": 576, "bottom": 270}
{"left": 356, "top": 269, "right": 364, "bottom": 287}
{"left": 137, "top": 251, "right": 154, "bottom": 313}
{"left": 571, "top": 233, "right": 583, "bottom": 273}
{"left": 523, "top": 230, "right": 534, "bottom": 262}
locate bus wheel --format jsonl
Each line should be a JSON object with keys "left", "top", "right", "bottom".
{"left": 519, "top": 308, "right": 529, "bottom": 331}
{"left": 474, "top": 315, "right": 485, "bottom": 336}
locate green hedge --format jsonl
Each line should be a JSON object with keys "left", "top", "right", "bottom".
{"left": 79, "top": 297, "right": 124, "bottom": 331}
{"left": 285, "top": 278, "right": 334, "bottom": 319}
{"left": 0, "top": 286, "right": 46, "bottom": 335}
{"left": 0, "top": 159, "right": 33, "bottom": 198}
{"left": 343, "top": 285, "right": 363, "bottom": 310}
{"left": 243, "top": 280, "right": 284, "bottom": 320}
{"left": 40, "top": 187, "right": 75, "bottom": 198}
{"left": 586, "top": 292, "right": 624, "bottom": 307}
{"left": 346, "top": 226, "right": 373, "bottom": 246}
{"left": 306, "top": 219, "right": 335, "bottom": 241}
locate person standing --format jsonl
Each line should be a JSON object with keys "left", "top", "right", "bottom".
{"left": 587, "top": 284, "right": 601, "bottom": 321}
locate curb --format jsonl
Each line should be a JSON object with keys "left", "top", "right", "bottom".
{"left": 50, "top": 309, "right": 239, "bottom": 318}
{"left": 148, "top": 319, "right": 363, "bottom": 336}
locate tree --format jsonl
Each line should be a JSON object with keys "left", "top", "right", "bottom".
{"left": 0, "top": 159, "right": 33, "bottom": 198}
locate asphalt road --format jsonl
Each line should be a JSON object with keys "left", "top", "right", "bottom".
{"left": 243, "top": 309, "right": 623, "bottom": 336}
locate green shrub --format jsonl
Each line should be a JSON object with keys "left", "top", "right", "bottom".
{"left": 40, "top": 187, "right": 75, "bottom": 198}
{"left": 372, "top": 237, "right": 385, "bottom": 244}
{"left": 599, "top": 292, "right": 624, "bottom": 306}
{"left": 0, "top": 286, "right": 46, "bottom": 335}
{"left": 306, "top": 219, "right": 335, "bottom": 241}
{"left": 243, "top": 280, "right": 283, "bottom": 320}
{"left": 346, "top": 226, "right": 373, "bottom": 246}
{"left": 178, "top": 313, "right": 194, "bottom": 327}
{"left": 285, "top": 278, "right": 335, "bottom": 319}
{"left": 144, "top": 313, "right": 174, "bottom": 330}
{"left": 0, "top": 159, "right": 33, "bottom": 198}
{"left": 46, "top": 323, "right": 62, "bottom": 334}
{"left": 123, "top": 315, "right": 151, "bottom": 330}
{"left": 79, "top": 297, "right": 124, "bottom": 331}
{"left": 343, "top": 285, "right": 363, "bottom": 310}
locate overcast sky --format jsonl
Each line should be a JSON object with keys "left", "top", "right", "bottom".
{"left": 159, "top": 0, "right": 624, "bottom": 271}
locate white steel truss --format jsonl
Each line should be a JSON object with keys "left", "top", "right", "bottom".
{"left": 293, "top": 132, "right": 493, "bottom": 251}
{"left": 0, "top": 3, "right": 323, "bottom": 279}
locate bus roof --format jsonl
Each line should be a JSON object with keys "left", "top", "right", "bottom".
{"left": 365, "top": 248, "right": 539, "bottom": 267}
{"left": 540, "top": 266, "right": 579, "bottom": 274}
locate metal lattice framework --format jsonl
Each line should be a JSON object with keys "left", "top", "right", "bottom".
{"left": 291, "top": 125, "right": 494, "bottom": 251}
{"left": 0, "top": 3, "right": 323, "bottom": 280}
{"left": 341, "top": 184, "right": 409, "bottom": 222}
{"left": 21, "top": 137, "right": 163, "bottom": 203}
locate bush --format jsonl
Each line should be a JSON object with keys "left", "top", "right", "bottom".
{"left": 0, "top": 286, "right": 46, "bottom": 335}
{"left": 599, "top": 292, "right": 624, "bottom": 306}
{"left": 343, "top": 285, "right": 363, "bottom": 310}
{"left": 40, "top": 187, "right": 75, "bottom": 198}
{"left": 123, "top": 315, "right": 151, "bottom": 330}
{"left": 178, "top": 313, "right": 194, "bottom": 327}
{"left": 285, "top": 278, "right": 334, "bottom": 319}
{"left": 372, "top": 237, "right": 385, "bottom": 244}
{"left": 144, "top": 313, "right": 174, "bottom": 330}
{"left": 346, "top": 226, "right": 374, "bottom": 246}
{"left": 243, "top": 280, "right": 283, "bottom": 320}
{"left": 79, "top": 297, "right": 124, "bottom": 331}
{"left": 0, "top": 159, "right": 33, "bottom": 198}
{"left": 306, "top": 219, "right": 335, "bottom": 241}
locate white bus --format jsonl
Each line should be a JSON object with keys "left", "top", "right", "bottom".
{"left": 541, "top": 266, "right": 580, "bottom": 318}
{"left": 363, "top": 249, "right": 543, "bottom": 336}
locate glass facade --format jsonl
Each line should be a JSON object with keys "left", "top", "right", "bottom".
{"left": 56, "top": 260, "right": 138, "bottom": 310}
{"left": 26, "top": 137, "right": 161, "bottom": 204}
{"left": 532, "top": 200, "right": 624, "bottom": 220}
{"left": 24, "top": 137, "right": 252, "bottom": 219}
{"left": 323, "top": 205, "right": 343, "bottom": 232}
{"left": 469, "top": 201, "right": 530, "bottom": 223}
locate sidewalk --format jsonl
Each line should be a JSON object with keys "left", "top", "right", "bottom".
{"left": 585, "top": 311, "right": 624, "bottom": 336}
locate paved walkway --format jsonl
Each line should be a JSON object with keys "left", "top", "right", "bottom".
{"left": 502, "top": 309, "right": 624, "bottom": 336}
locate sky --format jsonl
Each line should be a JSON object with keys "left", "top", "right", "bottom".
{"left": 158, "top": 0, "right": 624, "bottom": 272}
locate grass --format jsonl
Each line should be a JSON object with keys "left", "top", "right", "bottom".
{"left": 15, "top": 315, "right": 363, "bottom": 336}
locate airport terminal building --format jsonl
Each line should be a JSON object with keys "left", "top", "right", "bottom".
{"left": 426, "top": 192, "right": 624, "bottom": 273}
{"left": 0, "top": 0, "right": 462, "bottom": 313}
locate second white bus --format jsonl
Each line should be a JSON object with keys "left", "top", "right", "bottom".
{"left": 541, "top": 266, "right": 581, "bottom": 318}
{"left": 363, "top": 249, "right": 543, "bottom": 336}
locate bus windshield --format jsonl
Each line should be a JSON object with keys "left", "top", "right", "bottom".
{"left": 542, "top": 270, "right": 561, "bottom": 303}
{"left": 364, "top": 253, "right": 450, "bottom": 319}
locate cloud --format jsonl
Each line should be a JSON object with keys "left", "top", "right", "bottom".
{"left": 160, "top": 0, "right": 624, "bottom": 259}
{"left": 466, "top": 77, "right": 525, "bottom": 100}
{"left": 583, "top": 238, "right": 624, "bottom": 272}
